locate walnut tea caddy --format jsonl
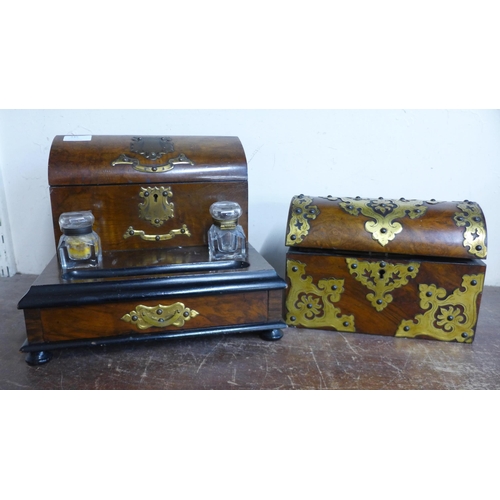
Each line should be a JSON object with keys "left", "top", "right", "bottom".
{"left": 284, "top": 195, "right": 487, "bottom": 343}
{"left": 18, "top": 135, "right": 286, "bottom": 365}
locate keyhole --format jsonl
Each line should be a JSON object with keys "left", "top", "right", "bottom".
{"left": 378, "top": 269, "right": 386, "bottom": 279}
{"left": 153, "top": 193, "right": 159, "bottom": 202}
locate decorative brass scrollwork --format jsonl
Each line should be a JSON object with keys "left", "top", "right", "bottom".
{"left": 453, "top": 201, "right": 487, "bottom": 258}
{"left": 324, "top": 196, "right": 428, "bottom": 246}
{"left": 111, "top": 153, "right": 194, "bottom": 173}
{"left": 346, "top": 258, "right": 420, "bottom": 311}
{"left": 395, "top": 273, "right": 484, "bottom": 342}
{"left": 286, "top": 195, "right": 320, "bottom": 245}
{"left": 121, "top": 302, "right": 199, "bottom": 330}
{"left": 286, "top": 259, "right": 355, "bottom": 331}
{"left": 111, "top": 136, "right": 195, "bottom": 173}
{"left": 123, "top": 224, "right": 191, "bottom": 241}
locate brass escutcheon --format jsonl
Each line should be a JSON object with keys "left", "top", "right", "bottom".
{"left": 138, "top": 186, "right": 174, "bottom": 227}
{"left": 347, "top": 258, "right": 420, "bottom": 311}
{"left": 121, "top": 302, "right": 199, "bottom": 330}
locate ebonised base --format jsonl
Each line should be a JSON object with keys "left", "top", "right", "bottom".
{"left": 20, "top": 322, "right": 286, "bottom": 365}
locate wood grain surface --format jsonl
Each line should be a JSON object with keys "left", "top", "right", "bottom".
{"left": 48, "top": 135, "right": 249, "bottom": 251}
{"left": 2, "top": 274, "right": 500, "bottom": 389}
{"left": 286, "top": 196, "right": 487, "bottom": 260}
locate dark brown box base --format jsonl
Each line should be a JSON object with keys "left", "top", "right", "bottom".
{"left": 286, "top": 249, "right": 485, "bottom": 343}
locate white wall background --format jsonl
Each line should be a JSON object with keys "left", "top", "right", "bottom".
{"left": 0, "top": 109, "right": 499, "bottom": 285}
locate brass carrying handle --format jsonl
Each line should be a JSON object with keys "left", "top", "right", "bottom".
{"left": 111, "top": 153, "right": 194, "bottom": 173}
{"left": 123, "top": 224, "right": 191, "bottom": 241}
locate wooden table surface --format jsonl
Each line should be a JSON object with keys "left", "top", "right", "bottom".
{"left": 1, "top": 273, "right": 499, "bottom": 390}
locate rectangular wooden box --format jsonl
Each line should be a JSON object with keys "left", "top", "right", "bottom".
{"left": 284, "top": 195, "right": 487, "bottom": 343}
{"left": 18, "top": 135, "right": 286, "bottom": 365}
{"left": 19, "top": 245, "right": 286, "bottom": 351}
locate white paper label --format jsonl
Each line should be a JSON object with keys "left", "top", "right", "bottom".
{"left": 63, "top": 135, "right": 92, "bottom": 141}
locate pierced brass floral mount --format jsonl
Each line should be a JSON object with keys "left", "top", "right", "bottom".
{"left": 396, "top": 273, "right": 484, "bottom": 342}
{"left": 286, "top": 259, "right": 355, "bottom": 331}
{"left": 111, "top": 136, "right": 194, "bottom": 173}
{"left": 324, "top": 196, "right": 429, "bottom": 246}
{"left": 453, "top": 201, "right": 487, "bottom": 258}
{"left": 286, "top": 195, "right": 320, "bottom": 245}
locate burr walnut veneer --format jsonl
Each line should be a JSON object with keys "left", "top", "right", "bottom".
{"left": 285, "top": 195, "right": 487, "bottom": 343}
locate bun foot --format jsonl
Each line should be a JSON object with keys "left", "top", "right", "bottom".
{"left": 260, "top": 329, "right": 283, "bottom": 341}
{"left": 25, "top": 350, "right": 53, "bottom": 366}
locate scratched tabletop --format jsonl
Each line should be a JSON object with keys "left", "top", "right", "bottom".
{"left": 1, "top": 274, "right": 499, "bottom": 390}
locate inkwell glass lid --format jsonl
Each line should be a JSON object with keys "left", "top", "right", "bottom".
{"left": 59, "top": 211, "right": 95, "bottom": 235}
{"left": 209, "top": 201, "right": 242, "bottom": 223}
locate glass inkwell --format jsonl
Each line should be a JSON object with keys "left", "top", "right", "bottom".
{"left": 208, "top": 201, "right": 247, "bottom": 261}
{"left": 57, "top": 211, "right": 102, "bottom": 270}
